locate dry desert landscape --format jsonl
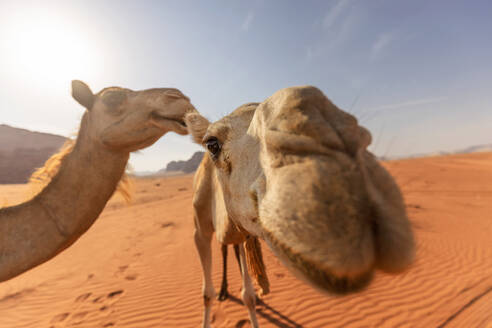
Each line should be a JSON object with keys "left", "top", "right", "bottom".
{"left": 0, "top": 152, "right": 491, "bottom": 328}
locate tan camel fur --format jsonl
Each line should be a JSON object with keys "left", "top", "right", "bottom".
{"left": 0, "top": 80, "right": 196, "bottom": 282}
{"left": 187, "top": 86, "right": 415, "bottom": 328}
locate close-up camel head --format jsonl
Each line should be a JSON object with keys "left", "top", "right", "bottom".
{"left": 186, "top": 86, "right": 415, "bottom": 294}
{"left": 71, "top": 80, "right": 194, "bottom": 152}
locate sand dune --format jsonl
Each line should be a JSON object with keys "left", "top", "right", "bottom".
{"left": 0, "top": 153, "right": 491, "bottom": 327}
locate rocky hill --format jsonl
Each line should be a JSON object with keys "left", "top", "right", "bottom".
{"left": 456, "top": 143, "right": 492, "bottom": 154}
{"left": 0, "top": 124, "right": 66, "bottom": 184}
{"left": 161, "top": 151, "right": 204, "bottom": 174}
{"left": 381, "top": 143, "right": 492, "bottom": 161}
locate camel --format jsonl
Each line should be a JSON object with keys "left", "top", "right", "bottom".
{"left": 0, "top": 80, "right": 196, "bottom": 282}
{"left": 186, "top": 86, "right": 415, "bottom": 328}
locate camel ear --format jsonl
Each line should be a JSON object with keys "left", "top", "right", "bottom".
{"left": 185, "top": 112, "right": 210, "bottom": 144}
{"left": 71, "top": 80, "right": 94, "bottom": 110}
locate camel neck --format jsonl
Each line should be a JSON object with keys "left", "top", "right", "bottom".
{"left": 36, "top": 130, "right": 129, "bottom": 237}
{"left": 0, "top": 121, "right": 129, "bottom": 282}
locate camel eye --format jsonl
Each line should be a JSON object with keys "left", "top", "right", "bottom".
{"left": 205, "top": 137, "right": 221, "bottom": 158}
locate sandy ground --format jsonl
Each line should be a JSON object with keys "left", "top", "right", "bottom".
{"left": 0, "top": 152, "right": 491, "bottom": 328}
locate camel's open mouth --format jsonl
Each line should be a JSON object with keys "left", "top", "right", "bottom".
{"left": 152, "top": 113, "right": 187, "bottom": 127}
{"left": 150, "top": 113, "right": 188, "bottom": 134}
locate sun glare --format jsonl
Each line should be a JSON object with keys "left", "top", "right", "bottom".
{"left": 3, "top": 7, "right": 101, "bottom": 87}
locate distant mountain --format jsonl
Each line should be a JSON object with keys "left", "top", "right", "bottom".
{"left": 160, "top": 151, "right": 204, "bottom": 174}
{"left": 0, "top": 124, "right": 66, "bottom": 184}
{"left": 381, "top": 143, "right": 492, "bottom": 161}
{"left": 455, "top": 143, "right": 492, "bottom": 154}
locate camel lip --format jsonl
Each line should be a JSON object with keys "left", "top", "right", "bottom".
{"left": 149, "top": 113, "right": 188, "bottom": 135}
{"left": 151, "top": 113, "right": 187, "bottom": 127}
{"left": 261, "top": 227, "right": 373, "bottom": 295}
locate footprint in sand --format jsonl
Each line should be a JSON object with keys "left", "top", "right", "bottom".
{"left": 92, "top": 296, "right": 104, "bottom": 303}
{"left": 114, "top": 264, "right": 138, "bottom": 281}
{"left": 408, "top": 203, "right": 423, "bottom": 210}
{"left": 50, "top": 312, "right": 70, "bottom": 323}
{"left": 107, "top": 290, "right": 124, "bottom": 299}
{"left": 51, "top": 290, "right": 124, "bottom": 327}
{"left": 68, "top": 311, "right": 88, "bottom": 325}
{"left": 235, "top": 319, "right": 249, "bottom": 328}
{"left": 125, "top": 274, "right": 138, "bottom": 281}
{"left": 75, "top": 292, "right": 92, "bottom": 302}
{"left": 90, "top": 290, "right": 125, "bottom": 307}
{"left": 115, "top": 265, "right": 131, "bottom": 278}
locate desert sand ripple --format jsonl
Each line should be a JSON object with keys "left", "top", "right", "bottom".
{"left": 0, "top": 154, "right": 491, "bottom": 327}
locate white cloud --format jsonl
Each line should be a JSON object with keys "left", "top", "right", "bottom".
{"left": 323, "top": 0, "right": 350, "bottom": 30}
{"left": 306, "top": 1, "right": 358, "bottom": 61}
{"left": 370, "top": 97, "right": 448, "bottom": 112}
{"left": 371, "top": 32, "right": 394, "bottom": 60}
{"left": 242, "top": 11, "right": 255, "bottom": 31}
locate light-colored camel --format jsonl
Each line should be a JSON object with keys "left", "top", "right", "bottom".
{"left": 0, "top": 80, "right": 196, "bottom": 282}
{"left": 186, "top": 86, "right": 415, "bottom": 328}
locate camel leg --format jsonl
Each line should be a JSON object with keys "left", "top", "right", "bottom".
{"left": 234, "top": 244, "right": 242, "bottom": 273}
{"left": 217, "top": 244, "right": 229, "bottom": 301}
{"left": 235, "top": 243, "right": 262, "bottom": 303}
{"left": 194, "top": 230, "right": 215, "bottom": 328}
{"left": 238, "top": 243, "right": 259, "bottom": 328}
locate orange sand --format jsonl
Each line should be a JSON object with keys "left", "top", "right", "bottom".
{"left": 0, "top": 153, "right": 491, "bottom": 327}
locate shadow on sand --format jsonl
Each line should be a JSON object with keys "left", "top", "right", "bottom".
{"left": 226, "top": 294, "right": 303, "bottom": 328}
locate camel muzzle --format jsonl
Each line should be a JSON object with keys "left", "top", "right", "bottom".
{"left": 256, "top": 156, "right": 378, "bottom": 294}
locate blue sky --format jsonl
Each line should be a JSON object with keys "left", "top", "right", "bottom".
{"left": 0, "top": 0, "right": 491, "bottom": 171}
